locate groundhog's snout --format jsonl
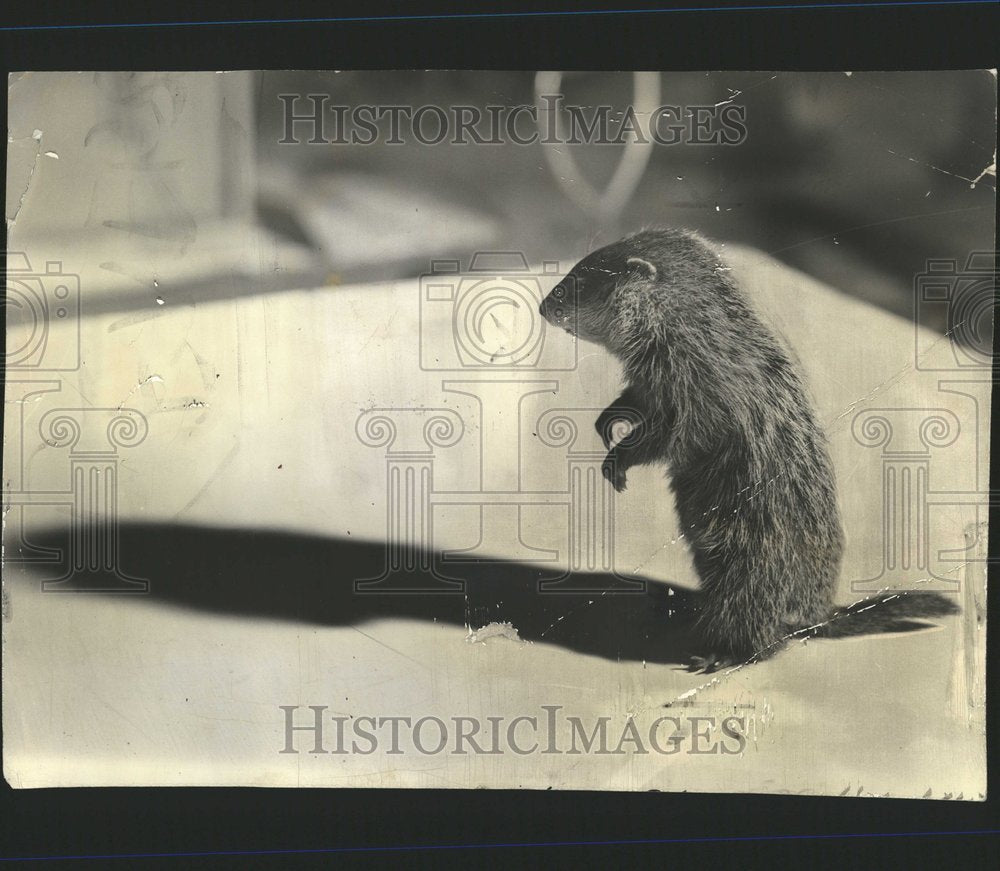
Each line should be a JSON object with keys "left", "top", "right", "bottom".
{"left": 539, "top": 296, "right": 553, "bottom": 322}
{"left": 540, "top": 282, "right": 570, "bottom": 327}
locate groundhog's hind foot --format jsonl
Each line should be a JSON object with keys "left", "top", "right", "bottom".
{"left": 686, "top": 652, "right": 742, "bottom": 674}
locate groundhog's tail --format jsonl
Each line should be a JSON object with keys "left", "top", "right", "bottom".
{"left": 807, "top": 591, "right": 960, "bottom": 639}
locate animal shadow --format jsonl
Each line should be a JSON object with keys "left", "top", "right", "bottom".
{"left": 19, "top": 522, "right": 700, "bottom": 666}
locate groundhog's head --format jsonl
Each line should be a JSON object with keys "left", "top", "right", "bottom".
{"left": 539, "top": 238, "right": 658, "bottom": 353}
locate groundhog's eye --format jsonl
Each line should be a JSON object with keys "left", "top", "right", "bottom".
{"left": 553, "top": 284, "right": 565, "bottom": 299}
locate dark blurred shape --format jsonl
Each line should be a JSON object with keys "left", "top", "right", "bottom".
{"left": 22, "top": 523, "right": 699, "bottom": 666}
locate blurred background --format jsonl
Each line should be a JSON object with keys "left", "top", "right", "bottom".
{"left": 6, "top": 70, "right": 996, "bottom": 339}
{"left": 254, "top": 70, "right": 996, "bottom": 338}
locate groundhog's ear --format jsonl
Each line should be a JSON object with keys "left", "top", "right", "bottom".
{"left": 626, "top": 256, "right": 657, "bottom": 280}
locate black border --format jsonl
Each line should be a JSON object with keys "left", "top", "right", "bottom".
{"left": 0, "top": 0, "right": 997, "bottom": 71}
{"left": 1, "top": 1, "right": 998, "bottom": 866}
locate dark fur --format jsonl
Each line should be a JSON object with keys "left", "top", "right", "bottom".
{"left": 540, "top": 228, "right": 959, "bottom": 671}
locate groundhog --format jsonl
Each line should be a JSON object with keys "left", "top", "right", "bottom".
{"left": 540, "top": 228, "right": 959, "bottom": 672}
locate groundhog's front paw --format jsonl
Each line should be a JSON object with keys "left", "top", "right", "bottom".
{"left": 601, "top": 457, "right": 627, "bottom": 492}
{"left": 595, "top": 414, "right": 615, "bottom": 450}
